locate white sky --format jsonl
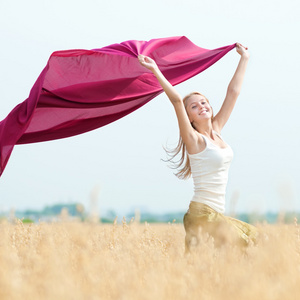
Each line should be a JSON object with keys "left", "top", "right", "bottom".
{"left": 0, "top": 0, "right": 299, "bottom": 216}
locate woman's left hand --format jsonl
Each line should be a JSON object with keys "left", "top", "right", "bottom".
{"left": 236, "top": 43, "right": 249, "bottom": 58}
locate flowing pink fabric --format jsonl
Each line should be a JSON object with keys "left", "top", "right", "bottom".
{"left": 0, "top": 36, "right": 236, "bottom": 176}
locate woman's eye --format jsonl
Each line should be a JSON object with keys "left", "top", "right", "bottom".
{"left": 192, "top": 106, "right": 196, "bottom": 109}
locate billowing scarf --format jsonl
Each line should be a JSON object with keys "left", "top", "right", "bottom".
{"left": 0, "top": 36, "right": 235, "bottom": 176}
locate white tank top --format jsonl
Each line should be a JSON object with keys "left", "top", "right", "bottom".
{"left": 188, "top": 132, "right": 233, "bottom": 213}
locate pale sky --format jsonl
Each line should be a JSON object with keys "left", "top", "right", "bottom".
{"left": 0, "top": 0, "right": 299, "bottom": 216}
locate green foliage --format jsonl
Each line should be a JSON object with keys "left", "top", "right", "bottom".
{"left": 42, "top": 204, "right": 79, "bottom": 216}
{"left": 100, "top": 217, "right": 114, "bottom": 224}
{"left": 22, "top": 218, "right": 34, "bottom": 223}
{"left": 13, "top": 203, "right": 300, "bottom": 224}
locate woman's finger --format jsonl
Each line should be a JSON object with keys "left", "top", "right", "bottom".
{"left": 237, "top": 43, "right": 248, "bottom": 50}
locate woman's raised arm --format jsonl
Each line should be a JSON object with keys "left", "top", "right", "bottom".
{"left": 138, "top": 55, "right": 182, "bottom": 104}
{"left": 213, "top": 43, "right": 250, "bottom": 133}
{"left": 138, "top": 55, "right": 199, "bottom": 149}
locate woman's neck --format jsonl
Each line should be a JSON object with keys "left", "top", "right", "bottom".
{"left": 193, "top": 120, "right": 213, "bottom": 137}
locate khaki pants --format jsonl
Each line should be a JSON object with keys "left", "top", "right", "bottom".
{"left": 183, "top": 202, "right": 258, "bottom": 253}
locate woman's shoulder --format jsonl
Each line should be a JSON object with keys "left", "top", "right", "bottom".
{"left": 186, "top": 132, "right": 207, "bottom": 156}
{"left": 212, "top": 122, "right": 222, "bottom": 135}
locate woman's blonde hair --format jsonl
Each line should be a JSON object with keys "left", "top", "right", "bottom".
{"left": 164, "top": 92, "right": 213, "bottom": 180}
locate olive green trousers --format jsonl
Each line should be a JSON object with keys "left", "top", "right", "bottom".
{"left": 183, "top": 202, "right": 258, "bottom": 252}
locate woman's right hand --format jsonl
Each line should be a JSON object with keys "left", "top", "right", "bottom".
{"left": 138, "top": 55, "right": 158, "bottom": 72}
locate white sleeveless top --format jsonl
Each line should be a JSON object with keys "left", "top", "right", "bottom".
{"left": 188, "top": 132, "right": 233, "bottom": 213}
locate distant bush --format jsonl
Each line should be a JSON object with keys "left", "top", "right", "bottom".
{"left": 100, "top": 217, "right": 114, "bottom": 224}
{"left": 22, "top": 218, "right": 34, "bottom": 223}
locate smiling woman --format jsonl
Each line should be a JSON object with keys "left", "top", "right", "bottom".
{"left": 138, "top": 43, "right": 258, "bottom": 253}
{"left": 184, "top": 92, "right": 214, "bottom": 125}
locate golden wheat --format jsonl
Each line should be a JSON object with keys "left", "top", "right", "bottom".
{"left": 0, "top": 219, "right": 299, "bottom": 300}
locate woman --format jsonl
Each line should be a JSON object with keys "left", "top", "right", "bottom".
{"left": 138, "top": 43, "right": 258, "bottom": 253}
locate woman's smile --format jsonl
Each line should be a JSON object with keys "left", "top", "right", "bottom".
{"left": 199, "top": 109, "right": 209, "bottom": 115}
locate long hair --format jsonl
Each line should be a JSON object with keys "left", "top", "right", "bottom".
{"left": 164, "top": 92, "right": 213, "bottom": 180}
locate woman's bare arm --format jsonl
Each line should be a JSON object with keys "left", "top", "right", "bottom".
{"left": 138, "top": 55, "right": 199, "bottom": 150}
{"left": 213, "top": 43, "right": 250, "bottom": 133}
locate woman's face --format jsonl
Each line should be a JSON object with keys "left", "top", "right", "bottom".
{"left": 185, "top": 94, "right": 213, "bottom": 124}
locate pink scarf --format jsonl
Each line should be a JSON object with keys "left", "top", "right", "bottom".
{"left": 0, "top": 36, "right": 235, "bottom": 176}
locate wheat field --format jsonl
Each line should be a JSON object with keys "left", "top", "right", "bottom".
{"left": 0, "top": 218, "right": 299, "bottom": 300}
